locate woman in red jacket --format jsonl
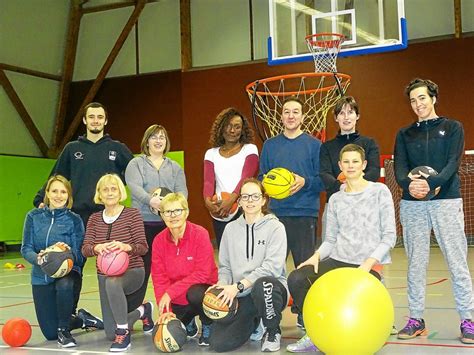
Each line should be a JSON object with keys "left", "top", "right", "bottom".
{"left": 151, "top": 192, "right": 218, "bottom": 347}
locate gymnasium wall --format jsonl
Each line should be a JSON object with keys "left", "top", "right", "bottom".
{"left": 66, "top": 36, "right": 474, "bottom": 236}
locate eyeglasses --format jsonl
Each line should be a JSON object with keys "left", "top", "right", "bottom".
{"left": 150, "top": 134, "right": 166, "bottom": 141}
{"left": 240, "top": 193, "right": 262, "bottom": 202}
{"left": 161, "top": 208, "right": 186, "bottom": 217}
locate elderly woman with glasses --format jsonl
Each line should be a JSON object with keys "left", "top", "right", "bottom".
{"left": 151, "top": 193, "right": 218, "bottom": 347}
{"left": 208, "top": 178, "right": 288, "bottom": 353}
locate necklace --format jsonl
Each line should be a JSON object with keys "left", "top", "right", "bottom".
{"left": 220, "top": 144, "right": 242, "bottom": 157}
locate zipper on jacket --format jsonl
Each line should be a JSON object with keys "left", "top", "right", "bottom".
{"left": 44, "top": 210, "right": 55, "bottom": 283}
{"left": 105, "top": 224, "right": 112, "bottom": 240}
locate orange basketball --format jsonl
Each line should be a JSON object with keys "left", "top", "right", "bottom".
{"left": 202, "top": 288, "right": 238, "bottom": 323}
{"left": 2, "top": 318, "right": 31, "bottom": 347}
{"left": 152, "top": 317, "right": 187, "bottom": 352}
{"left": 211, "top": 192, "right": 238, "bottom": 214}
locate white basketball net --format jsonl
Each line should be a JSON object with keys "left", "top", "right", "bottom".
{"left": 305, "top": 33, "right": 345, "bottom": 73}
{"left": 246, "top": 73, "right": 351, "bottom": 141}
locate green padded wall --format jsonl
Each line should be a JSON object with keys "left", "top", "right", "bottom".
{"left": 0, "top": 152, "right": 184, "bottom": 245}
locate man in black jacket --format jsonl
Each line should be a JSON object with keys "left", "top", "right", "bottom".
{"left": 394, "top": 78, "right": 473, "bottom": 344}
{"left": 34, "top": 102, "right": 134, "bottom": 333}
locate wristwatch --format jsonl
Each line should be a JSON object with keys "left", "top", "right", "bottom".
{"left": 236, "top": 281, "right": 245, "bottom": 293}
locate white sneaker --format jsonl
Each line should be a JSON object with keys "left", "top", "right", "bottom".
{"left": 261, "top": 329, "right": 281, "bottom": 352}
{"left": 250, "top": 319, "right": 266, "bottom": 341}
{"left": 286, "top": 334, "right": 318, "bottom": 353}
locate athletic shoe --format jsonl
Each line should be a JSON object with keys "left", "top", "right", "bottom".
{"left": 198, "top": 324, "right": 211, "bottom": 346}
{"left": 397, "top": 318, "right": 428, "bottom": 339}
{"left": 109, "top": 328, "right": 131, "bottom": 352}
{"left": 286, "top": 334, "right": 318, "bottom": 353}
{"left": 57, "top": 328, "right": 77, "bottom": 348}
{"left": 78, "top": 308, "right": 104, "bottom": 330}
{"left": 460, "top": 319, "right": 474, "bottom": 344}
{"left": 250, "top": 319, "right": 266, "bottom": 341}
{"left": 390, "top": 324, "right": 398, "bottom": 335}
{"left": 140, "top": 302, "right": 154, "bottom": 333}
{"left": 186, "top": 318, "right": 199, "bottom": 338}
{"left": 296, "top": 313, "right": 305, "bottom": 330}
{"left": 261, "top": 328, "right": 281, "bottom": 352}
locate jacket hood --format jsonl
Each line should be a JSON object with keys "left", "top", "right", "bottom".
{"left": 235, "top": 213, "right": 279, "bottom": 229}
{"left": 78, "top": 134, "right": 112, "bottom": 144}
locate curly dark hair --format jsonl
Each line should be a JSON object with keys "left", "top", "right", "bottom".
{"left": 208, "top": 107, "right": 255, "bottom": 147}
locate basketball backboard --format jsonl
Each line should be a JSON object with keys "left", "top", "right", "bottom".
{"left": 268, "top": 0, "right": 407, "bottom": 65}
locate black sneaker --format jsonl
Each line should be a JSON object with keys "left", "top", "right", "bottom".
{"left": 397, "top": 318, "right": 427, "bottom": 339}
{"left": 296, "top": 313, "right": 305, "bottom": 330}
{"left": 198, "top": 323, "right": 211, "bottom": 346}
{"left": 140, "top": 302, "right": 155, "bottom": 333}
{"left": 78, "top": 308, "right": 104, "bottom": 330}
{"left": 109, "top": 328, "right": 131, "bottom": 352}
{"left": 186, "top": 318, "right": 198, "bottom": 338}
{"left": 57, "top": 328, "right": 77, "bottom": 348}
{"left": 460, "top": 319, "right": 474, "bottom": 344}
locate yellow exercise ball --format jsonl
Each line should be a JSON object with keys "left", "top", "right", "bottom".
{"left": 303, "top": 267, "right": 394, "bottom": 355}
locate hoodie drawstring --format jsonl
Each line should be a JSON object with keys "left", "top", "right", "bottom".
{"left": 245, "top": 224, "right": 256, "bottom": 261}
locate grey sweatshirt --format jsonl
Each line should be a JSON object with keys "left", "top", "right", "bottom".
{"left": 318, "top": 182, "right": 396, "bottom": 265}
{"left": 218, "top": 214, "right": 288, "bottom": 297}
{"left": 125, "top": 155, "right": 188, "bottom": 222}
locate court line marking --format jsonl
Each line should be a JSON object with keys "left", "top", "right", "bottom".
{"left": 0, "top": 345, "right": 109, "bottom": 353}
{"left": 0, "top": 290, "right": 99, "bottom": 309}
{"left": 388, "top": 278, "right": 448, "bottom": 290}
{"left": 385, "top": 341, "right": 474, "bottom": 349}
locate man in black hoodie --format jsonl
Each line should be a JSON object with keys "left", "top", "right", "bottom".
{"left": 34, "top": 102, "right": 134, "bottom": 331}
{"left": 394, "top": 78, "right": 473, "bottom": 344}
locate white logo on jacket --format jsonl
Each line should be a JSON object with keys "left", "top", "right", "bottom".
{"left": 74, "top": 152, "right": 84, "bottom": 160}
{"left": 109, "top": 151, "right": 117, "bottom": 161}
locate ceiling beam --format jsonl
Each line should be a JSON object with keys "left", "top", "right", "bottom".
{"left": 54, "top": 0, "right": 83, "bottom": 149}
{"left": 180, "top": 0, "right": 192, "bottom": 71}
{"left": 59, "top": 0, "right": 148, "bottom": 151}
{"left": 0, "top": 63, "right": 61, "bottom": 81}
{"left": 0, "top": 69, "right": 49, "bottom": 156}
{"left": 454, "top": 0, "right": 462, "bottom": 38}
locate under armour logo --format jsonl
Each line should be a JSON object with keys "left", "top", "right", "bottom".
{"left": 74, "top": 151, "right": 84, "bottom": 160}
{"left": 258, "top": 240, "right": 265, "bottom": 245}
{"left": 439, "top": 130, "right": 445, "bottom": 136}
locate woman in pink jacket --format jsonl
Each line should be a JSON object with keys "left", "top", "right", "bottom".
{"left": 151, "top": 193, "right": 218, "bottom": 347}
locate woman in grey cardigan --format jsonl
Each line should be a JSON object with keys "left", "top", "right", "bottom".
{"left": 125, "top": 124, "right": 187, "bottom": 306}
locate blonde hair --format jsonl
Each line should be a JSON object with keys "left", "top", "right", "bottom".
{"left": 94, "top": 174, "right": 127, "bottom": 204}
{"left": 44, "top": 175, "right": 73, "bottom": 209}
{"left": 140, "top": 124, "right": 170, "bottom": 156}
{"left": 160, "top": 192, "right": 189, "bottom": 212}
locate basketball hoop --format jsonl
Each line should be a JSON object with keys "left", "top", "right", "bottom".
{"left": 246, "top": 72, "right": 351, "bottom": 142}
{"left": 305, "top": 33, "right": 345, "bottom": 73}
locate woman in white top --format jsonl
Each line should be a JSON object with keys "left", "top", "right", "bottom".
{"left": 203, "top": 108, "right": 259, "bottom": 248}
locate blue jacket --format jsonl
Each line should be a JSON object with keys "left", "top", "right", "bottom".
{"left": 394, "top": 117, "right": 464, "bottom": 200}
{"left": 21, "top": 207, "right": 85, "bottom": 285}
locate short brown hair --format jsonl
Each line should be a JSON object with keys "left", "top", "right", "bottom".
{"left": 83, "top": 102, "right": 108, "bottom": 119}
{"left": 339, "top": 143, "right": 366, "bottom": 161}
{"left": 405, "top": 78, "right": 439, "bottom": 100}
{"left": 44, "top": 175, "right": 73, "bottom": 209}
{"left": 334, "top": 96, "right": 359, "bottom": 116}
{"left": 208, "top": 108, "right": 254, "bottom": 147}
{"left": 140, "top": 124, "right": 171, "bottom": 155}
{"left": 239, "top": 178, "right": 271, "bottom": 215}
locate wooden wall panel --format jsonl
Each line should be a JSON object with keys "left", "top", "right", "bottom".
{"left": 68, "top": 36, "right": 474, "bottom": 237}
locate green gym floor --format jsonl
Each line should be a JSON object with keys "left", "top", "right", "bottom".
{"left": 1, "top": 248, "right": 473, "bottom": 354}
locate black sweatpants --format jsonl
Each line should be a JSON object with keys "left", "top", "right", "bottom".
{"left": 171, "top": 284, "right": 213, "bottom": 326}
{"left": 127, "top": 221, "right": 166, "bottom": 309}
{"left": 288, "top": 259, "right": 381, "bottom": 314}
{"left": 279, "top": 216, "right": 317, "bottom": 268}
{"left": 210, "top": 277, "right": 288, "bottom": 352}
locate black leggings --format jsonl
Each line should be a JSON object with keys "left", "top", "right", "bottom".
{"left": 288, "top": 258, "right": 381, "bottom": 314}
{"left": 171, "top": 284, "right": 213, "bottom": 326}
{"left": 127, "top": 222, "right": 166, "bottom": 309}
{"left": 209, "top": 277, "right": 288, "bottom": 352}
{"left": 32, "top": 271, "right": 83, "bottom": 340}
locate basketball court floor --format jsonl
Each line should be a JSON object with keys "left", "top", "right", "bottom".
{"left": 1, "top": 247, "right": 473, "bottom": 354}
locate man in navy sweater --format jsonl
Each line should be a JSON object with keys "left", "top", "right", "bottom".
{"left": 259, "top": 96, "right": 325, "bottom": 328}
